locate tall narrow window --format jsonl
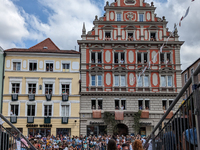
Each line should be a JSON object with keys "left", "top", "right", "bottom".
{"left": 145, "top": 100, "right": 150, "bottom": 110}
{"left": 150, "top": 32, "right": 156, "bottom": 41}
{"left": 91, "top": 100, "right": 96, "bottom": 109}
{"left": 13, "top": 62, "right": 21, "bottom": 71}
{"left": 137, "top": 76, "right": 143, "bottom": 87}
{"left": 29, "top": 62, "right": 37, "bottom": 71}
{"left": 160, "top": 53, "right": 165, "bottom": 64}
{"left": 28, "top": 84, "right": 36, "bottom": 94}
{"left": 115, "top": 100, "right": 120, "bottom": 110}
{"left": 162, "top": 100, "right": 167, "bottom": 110}
{"left": 191, "top": 69, "right": 194, "bottom": 75}
{"left": 114, "top": 76, "right": 119, "bottom": 86}
{"left": 114, "top": 52, "right": 119, "bottom": 63}
{"left": 121, "top": 100, "right": 126, "bottom": 110}
{"left": 121, "top": 76, "right": 126, "bottom": 86}
{"left": 161, "top": 76, "right": 166, "bottom": 87}
{"left": 127, "top": 32, "right": 134, "bottom": 41}
{"left": 138, "top": 100, "right": 143, "bottom": 110}
{"left": 91, "top": 76, "right": 96, "bottom": 86}
{"left": 144, "top": 76, "right": 149, "bottom": 87}
{"left": 97, "top": 53, "right": 102, "bottom": 63}
{"left": 184, "top": 73, "right": 187, "bottom": 83}
{"left": 27, "top": 105, "right": 35, "bottom": 116}
{"left": 105, "top": 32, "right": 111, "bottom": 40}
{"left": 120, "top": 53, "right": 125, "bottom": 64}
{"left": 98, "top": 75, "right": 102, "bottom": 86}
{"left": 137, "top": 53, "right": 142, "bottom": 64}
{"left": 11, "top": 105, "right": 19, "bottom": 116}
{"left": 117, "top": 13, "right": 121, "bottom": 21}
{"left": 45, "top": 84, "right": 53, "bottom": 94}
{"left": 139, "top": 14, "right": 144, "bottom": 22}
{"left": 167, "top": 53, "right": 171, "bottom": 63}
{"left": 44, "top": 105, "right": 52, "bottom": 116}
{"left": 61, "top": 105, "right": 69, "bottom": 117}
{"left": 167, "top": 76, "right": 172, "bottom": 87}
{"left": 12, "top": 83, "right": 20, "bottom": 94}
{"left": 144, "top": 53, "right": 148, "bottom": 63}
{"left": 98, "top": 100, "right": 103, "bottom": 110}
{"left": 91, "top": 52, "right": 96, "bottom": 63}
{"left": 62, "top": 64, "right": 70, "bottom": 72}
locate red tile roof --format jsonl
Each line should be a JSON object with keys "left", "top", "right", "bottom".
{"left": 5, "top": 38, "right": 80, "bottom": 54}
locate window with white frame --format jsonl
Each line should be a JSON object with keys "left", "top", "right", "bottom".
{"left": 62, "top": 64, "right": 70, "bottom": 72}
{"left": 161, "top": 76, "right": 166, "bottom": 87}
{"left": 46, "top": 63, "right": 53, "bottom": 72}
{"left": 160, "top": 53, "right": 171, "bottom": 64}
{"left": 137, "top": 75, "right": 149, "bottom": 87}
{"left": 27, "top": 105, "right": 35, "bottom": 116}
{"left": 167, "top": 76, "right": 172, "bottom": 87}
{"left": 150, "top": 32, "right": 156, "bottom": 41}
{"left": 105, "top": 32, "right": 111, "bottom": 40}
{"left": 91, "top": 52, "right": 102, "bottom": 63}
{"left": 45, "top": 84, "right": 53, "bottom": 94}
{"left": 91, "top": 100, "right": 96, "bottom": 109}
{"left": 121, "top": 76, "right": 126, "bottom": 86}
{"left": 91, "top": 75, "right": 102, "bottom": 86}
{"left": 28, "top": 84, "right": 36, "bottom": 94}
{"left": 62, "top": 84, "right": 69, "bottom": 95}
{"left": 61, "top": 105, "right": 69, "bottom": 117}
{"left": 139, "top": 14, "right": 144, "bottom": 22}
{"left": 161, "top": 75, "right": 172, "bottom": 87}
{"left": 29, "top": 62, "right": 37, "bottom": 71}
{"left": 191, "top": 68, "right": 194, "bottom": 75}
{"left": 13, "top": 62, "right": 21, "bottom": 71}
{"left": 138, "top": 100, "right": 143, "bottom": 110}
{"left": 145, "top": 100, "right": 150, "bottom": 110}
{"left": 114, "top": 52, "right": 125, "bottom": 64}
{"left": 162, "top": 100, "right": 167, "bottom": 110}
{"left": 117, "top": 13, "right": 122, "bottom": 21}
{"left": 114, "top": 75, "right": 126, "bottom": 86}
{"left": 44, "top": 105, "right": 52, "bottom": 116}
{"left": 11, "top": 104, "right": 19, "bottom": 116}
{"left": 114, "top": 75, "right": 119, "bottom": 86}
{"left": 137, "top": 52, "right": 148, "bottom": 64}
{"left": 115, "top": 99, "right": 126, "bottom": 110}
{"left": 12, "top": 83, "right": 20, "bottom": 94}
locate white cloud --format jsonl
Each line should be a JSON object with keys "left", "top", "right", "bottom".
{"left": 0, "top": 0, "right": 29, "bottom": 49}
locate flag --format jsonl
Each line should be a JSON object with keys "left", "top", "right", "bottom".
{"left": 184, "top": 7, "right": 190, "bottom": 18}
{"left": 160, "top": 43, "right": 164, "bottom": 53}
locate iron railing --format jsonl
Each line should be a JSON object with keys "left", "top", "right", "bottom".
{"left": 0, "top": 113, "right": 36, "bottom": 150}
{"left": 144, "top": 64, "right": 200, "bottom": 150}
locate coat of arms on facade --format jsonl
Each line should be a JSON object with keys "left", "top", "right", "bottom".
{"left": 125, "top": 0, "right": 136, "bottom": 5}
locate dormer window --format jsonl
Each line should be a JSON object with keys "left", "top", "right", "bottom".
{"left": 125, "top": 0, "right": 136, "bottom": 5}
{"left": 150, "top": 32, "right": 156, "bottom": 41}
{"left": 105, "top": 32, "right": 111, "bottom": 41}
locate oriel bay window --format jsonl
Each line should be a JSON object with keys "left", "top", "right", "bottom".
{"left": 91, "top": 52, "right": 102, "bottom": 63}
{"left": 44, "top": 105, "right": 52, "bottom": 116}
{"left": 137, "top": 52, "right": 148, "bottom": 64}
{"left": 114, "top": 52, "right": 125, "bottom": 64}
{"left": 91, "top": 75, "right": 102, "bottom": 86}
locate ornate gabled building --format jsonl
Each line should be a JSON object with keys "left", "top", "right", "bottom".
{"left": 78, "top": 0, "right": 184, "bottom": 136}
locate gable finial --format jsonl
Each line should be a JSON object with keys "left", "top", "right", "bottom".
{"left": 82, "top": 22, "right": 86, "bottom": 35}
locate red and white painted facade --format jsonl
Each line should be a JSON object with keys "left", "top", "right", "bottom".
{"left": 78, "top": 0, "right": 184, "bottom": 136}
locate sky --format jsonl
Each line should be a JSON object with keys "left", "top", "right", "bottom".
{"left": 0, "top": 0, "right": 199, "bottom": 70}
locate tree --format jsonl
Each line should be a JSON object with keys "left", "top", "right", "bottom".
{"left": 133, "top": 110, "right": 142, "bottom": 134}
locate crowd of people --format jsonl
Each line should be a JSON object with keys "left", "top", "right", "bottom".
{"left": 24, "top": 134, "right": 152, "bottom": 150}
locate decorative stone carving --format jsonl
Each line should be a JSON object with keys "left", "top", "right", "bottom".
{"left": 137, "top": 30, "right": 139, "bottom": 39}
{"left": 129, "top": 73, "right": 135, "bottom": 86}
{"left": 128, "top": 51, "right": 134, "bottom": 63}
{"left": 39, "top": 61, "right": 43, "bottom": 69}
{"left": 129, "top": 66, "right": 134, "bottom": 69}
{"left": 23, "top": 60, "right": 26, "bottom": 69}
{"left": 105, "top": 66, "right": 111, "bottom": 69}
{"left": 153, "top": 73, "right": 158, "bottom": 86}
{"left": 159, "top": 30, "right": 162, "bottom": 40}
{"left": 106, "top": 73, "right": 111, "bottom": 85}
{"left": 6, "top": 60, "right": 10, "bottom": 68}
{"left": 72, "top": 62, "right": 79, "bottom": 70}
{"left": 105, "top": 51, "right": 111, "bottom": 63}
{"left": 147, "top": 12, "right": 151, "bottom": 21}
{"left": 122, "top": 30, "right": 125, "bottom": 40}
{"left": 110, "top": 12, "right": 114, "bottom": 20}
{"left": 145, "top": 30, "right": 148, "bottom": 40}
{"left": 56, "top": 61, "right": 60, "bottom": 69}
{"left": 152, "top": 51, "right": 157, "bottom": 63}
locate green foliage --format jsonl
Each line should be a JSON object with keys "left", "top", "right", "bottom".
{"left": 103, "top": 112, "right": 117, "bottom": 133}
{"left": 133, "top": 110, "right": 142, "bottom": 134}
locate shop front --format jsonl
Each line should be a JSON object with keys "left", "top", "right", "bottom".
{"left": 56, "top": 128, "right": 71, "bottom": 136}
{"left": 87, "top": 121, "right": 107, "bottom": 136}
{"left": 28, "top": 128, "right": 51, "bottom": 137}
